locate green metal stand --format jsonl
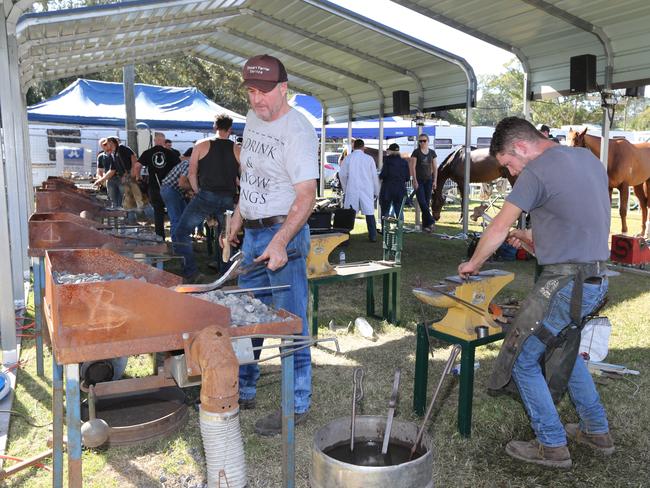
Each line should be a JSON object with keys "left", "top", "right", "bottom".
{"left": 412, "top": 323, "right": 504, "bottom": 437}
{"left": 308, "top": 265, "right": 401, "bottom": 337}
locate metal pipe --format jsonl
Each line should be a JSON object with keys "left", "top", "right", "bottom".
{"left": 281, "top": 337, "right": 295, "bottom": 488}
{"left": 189, "top": 325, "right": 247, "bottom": 487}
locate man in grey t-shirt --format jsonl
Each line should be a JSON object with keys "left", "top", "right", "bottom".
{"left": 226, "top": 54, "right": 318, "bottom": 436}
{"left": 459, "top": 117, "right": 613, "bottom": 468}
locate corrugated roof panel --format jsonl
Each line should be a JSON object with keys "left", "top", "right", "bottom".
{"left": 394, "top": 0, "right": 650, "bottom": 94}
{"left": 15, "top": 0, "right": 479, "bottom": 119}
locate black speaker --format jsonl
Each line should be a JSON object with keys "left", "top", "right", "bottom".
{"left": 570, "top": 54, "right": 597, "bottom": 93}
{"left": 625, "top": 86, "right": 644, "bottom": 98}
{"left": 392, "top": 90, "right": 410, "bottom": 115}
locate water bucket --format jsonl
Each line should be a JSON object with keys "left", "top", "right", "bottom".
{"left": 311, "top": 415, "right": 434, "bottom": 488}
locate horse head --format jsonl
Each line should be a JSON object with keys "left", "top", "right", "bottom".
{"left": 566, "top": 127, "right": 588, "bottom": 147}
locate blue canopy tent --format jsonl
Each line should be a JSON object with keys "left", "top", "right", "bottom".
{"left": 28, "top": 79, "right": 246, "bottom": 131}
{"left": 289, "top": 94, "right": 435, "bottom": 139}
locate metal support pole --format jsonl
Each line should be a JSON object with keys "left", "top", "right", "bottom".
{"left": 32, "top": 257, "right": 44, "bottom": 376}
{"left": 320, "top": 106, "right": 327, "bottom": 196}
{"left": 0, "top": 14, "right": 25, "bottom": 305}
{"left": 8, "top": 33, "right": 30, "bottom": 284}
{"left": 462, "top": 89, "right": 473, "bottom": 236}
{"left": 0, "top": 14, "right": 17, "bottom": 364}
{"left": 347, "top": 106, "right": 353, "bottom": 152}
{"left": 378, "top": 102, "right": 384, "bottom": 170}
{"left": 281, "top": 338, "right": 295, "bottom": 488}
{"left": 65, "top": 363, "right": 82, "bottom": 487}
{"left": 123, "top": 64, "right": 138, "bottom": 154}
{"left": 52, "top": 355, "right": 64, "bottom": 488}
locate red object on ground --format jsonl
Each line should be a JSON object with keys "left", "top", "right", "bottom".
{"left": 610, "top": 234, "right": 650, "bottom": 265}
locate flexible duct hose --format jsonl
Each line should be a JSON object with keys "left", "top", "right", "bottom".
{"left": 199, "top": 407, "right": 247, "bottom": 488}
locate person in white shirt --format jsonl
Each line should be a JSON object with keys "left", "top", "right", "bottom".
{"left": 339, "top": 139, "right": 381, "bottom": 242}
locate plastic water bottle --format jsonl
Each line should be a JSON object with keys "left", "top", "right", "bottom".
{"left": 339, "top": 250, "right": 346, "bottom": 264}
{"left": 450, "top": 362, "right": 480, "bottom": 376}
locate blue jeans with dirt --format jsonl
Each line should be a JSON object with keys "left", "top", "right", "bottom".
{"left": 173, "top": 190, "right": 233, "bottom": 278}
{"left": 415, "top": 177, "right": 434, "bottom": 228}
{"left": 512, "top": 278, "right": 609, "bottom": 447}
{"left": 160, "top": 185, "right": 187, "bottom": 244}
{"left": 237, "top": 223, "right": 311, "bottom": 414}
{"left": 106, "top": 176, "right": 124, "bottom": 209}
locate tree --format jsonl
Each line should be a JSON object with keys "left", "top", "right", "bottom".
{"left": 444, "top": 60, "right": 609, "bottom": 128}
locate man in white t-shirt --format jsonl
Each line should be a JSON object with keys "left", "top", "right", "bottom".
{"left": 226, "top": 54, "right": 319, "bottom": 436}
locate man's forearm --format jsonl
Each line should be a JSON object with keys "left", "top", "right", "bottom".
{"left": 469, "top": 223, "right": 509, "bottom": 269}
{"left": 189, "top": 174, "right": 199, "bottom": 193}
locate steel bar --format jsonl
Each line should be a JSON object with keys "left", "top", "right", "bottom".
{"left": 350, "top": 367, "right": 364, "bottom": 452}
{"left": 381, "top": 368, "right": 401, "bottom": 454}
{"left": 281, "top": 338, "right": 295, "bottom": 488}
{"left": 64, "top": 363, "right": 82, "bottom": 487}
{"left": 52, "top": 356, "right": 64, "bottom": 488}
{"left": 33, "top": 257, "right": 44, "bottom": 376}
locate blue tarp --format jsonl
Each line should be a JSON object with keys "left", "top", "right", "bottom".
{"left": 289, "top": 94, "right": 435, "bottom": 139}
{"left": 27, "top": 79, "right": 246, "bottom": 131}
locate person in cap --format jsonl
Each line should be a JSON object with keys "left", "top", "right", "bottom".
{"left": 339, "top": 139, "right": 381, "bottom": 242}
{"left": 378, "top": 142, "right": 410, "bottom": 231}
{"left": 225, "top": 54, "right": 319, "bottom": 436}
{"left": 459, "top": 116, "right": 612, "bottom": 468}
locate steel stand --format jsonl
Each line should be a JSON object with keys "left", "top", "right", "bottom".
{"left": 412, "top": 323, "right": 504, "bottom": 437}
{"left": 33, "top": 256, "right": 45, "bottom": 376}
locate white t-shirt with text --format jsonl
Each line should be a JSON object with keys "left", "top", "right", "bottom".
{"left": 239, "top": 108, "right": 319, "bottom": 219}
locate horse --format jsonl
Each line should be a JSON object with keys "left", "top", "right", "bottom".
{"left": 431, "top": 146, "right": 516, "bottom": 221}
{"left": 566, "top": 128, "right": 650, "bottom": 236}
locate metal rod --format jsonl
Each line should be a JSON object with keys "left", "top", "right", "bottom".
{"left": 350, "top": 367, "right": 364, "bottom": 452}
{"left": 52, "top": 356, "right": 64, "bottom": 488}
{"left": 410, "top": 345, "right": 462, "bottom": 459}
{"left": 281, "top": 338, "right": 295, "bottom": 488}
{"left": 65, "top": 363, "right": 82, "bottom": 487}
{"left": 381, "top": 368, "right": 401, "bottom": 455}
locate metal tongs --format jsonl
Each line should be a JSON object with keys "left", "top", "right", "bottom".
{"left": 174, "top": 249, "right": 297, "bottom": 293}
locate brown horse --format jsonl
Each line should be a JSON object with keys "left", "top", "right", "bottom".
{"left": 566, "top": 128, "right": 650, "bottom": 236}
{"left": 431, "top": 146, "right": 516, "bottom": 220}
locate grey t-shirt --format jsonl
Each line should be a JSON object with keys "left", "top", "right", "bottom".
{"left": 506, "top": 145, "right": 610, "bottom": 265}
{"left": 410, "top": 148, "right": 437, "bottom": 181}
{"left": 239, "top": 108, "right": 319, "bottom": 219}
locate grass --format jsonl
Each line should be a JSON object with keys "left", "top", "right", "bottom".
{"left": 4, "top": 201, "right": 650, "bottom": 487}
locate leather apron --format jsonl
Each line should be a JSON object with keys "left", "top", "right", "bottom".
{"left": 488, "top": 261, "right": 607, "bottom": 403}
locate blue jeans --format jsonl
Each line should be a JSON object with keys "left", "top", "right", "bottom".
{"left": 366, "top": 214, "right": 377, "bottom": 241}
{"left": 173, "top": 190, "right": 234, "bottom": 278}
{"left": 415, "top": 178, "right": 434, "bottom": 228}
{"left": 160, "top": 185, "right": 187, "bottom": 243}
{"left": 238, "top": 224, "right": 311, "bottom": 414}
{"left": 106, "top": 177, "right": 124, "bottom": 209}
{"left": 512, "top": 278, "right": 609, "bottom": 447}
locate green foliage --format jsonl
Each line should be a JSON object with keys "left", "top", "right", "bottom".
{"left": 445, "top": 60, "right": 650, "bottom": 129}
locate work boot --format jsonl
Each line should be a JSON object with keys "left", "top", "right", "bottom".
{"left": 505, "top": 439, "right": 572, "bottom": 469}
{"left": 565, "top": 424, "right": 615, "bottom": 456}
{"left": 254, "top": 410, "right": 308, "bottom": 437}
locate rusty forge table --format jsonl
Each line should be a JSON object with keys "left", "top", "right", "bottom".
{"left": 43, "top": 248, "right": 302, "bottom": 488}
{"left": 29, "top": 212, "right": 169, "bottom": 378}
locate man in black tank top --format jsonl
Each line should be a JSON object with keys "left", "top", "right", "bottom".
{"left": 173, "top": 115, "right": 240, "bottom": 281}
